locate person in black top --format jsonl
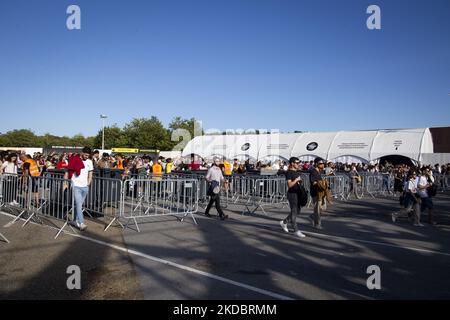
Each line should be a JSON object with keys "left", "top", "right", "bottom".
{"left": 309, "top": 157, "right": 325, "bottom": 229}
{"left": 280, "top": 157, "right": 307, "bottom": 238}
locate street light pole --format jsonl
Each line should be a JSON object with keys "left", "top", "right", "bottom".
{"left": 100, "top": 114, "right": 108, "bottom": 150}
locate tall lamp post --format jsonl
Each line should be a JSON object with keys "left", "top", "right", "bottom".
{"left": 100, "top": 114, "right": 108, "bottom": 151}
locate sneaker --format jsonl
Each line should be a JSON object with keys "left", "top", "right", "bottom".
{"left": 413, "top": 223, "right": 424, "bottom": 227}
{"left": 295, "top": 230, "right": 306, "bottom": 238}
{"left": 280, "top": 221, "right": 289, "bottom": 233}
{"left": 79, "top": 223, "right": 87, "bottom": 231}
{"left": 219, "top": 215, "right": 229, "bottom": 221}
{"left": 205, "top": 212, "right": 212, "bottom": 218}
{"left": 391, "top": 213, "right": 397, "bottom": 223}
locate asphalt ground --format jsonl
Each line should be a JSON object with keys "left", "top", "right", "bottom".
{"left": 1, "top": 191, "right": 449, "bottom": 300}
{"left": 0, "top": 210, "right": 143, "bottom": 300}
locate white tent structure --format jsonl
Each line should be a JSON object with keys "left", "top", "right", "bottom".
{"left": 182, "top": 128, "right": 435, "bottom": 164}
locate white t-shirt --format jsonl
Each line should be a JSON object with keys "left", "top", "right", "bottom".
{"left": 1, "top": 161, "right": 18, "bottom": 174}
{"left": 407, "top": 179, "right": 417, "bottom": 194}
{"left": 418, "top": 175, "right": 431, "bottom": 198}
{"left": 72, "top": 159, "right": 94, "bottom": 188}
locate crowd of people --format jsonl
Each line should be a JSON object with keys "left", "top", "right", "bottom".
{"left": 2, "top": 149, "right": 450, "bottom": 179}
{"left": 0, "top": 148, "right": 448, "bottom": 236}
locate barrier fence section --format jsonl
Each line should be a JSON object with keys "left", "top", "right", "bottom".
{"left": 244, "top": 176, "right": 289, "bottom": 214}
{"left": 32, "top": 175, "right": 75, "bottom": 238}
{"left": 1, "top": 173, "right": 74, "bottom": 239}
{"left": 121, "top": 178, "right": 199, "bottom": 232}
{"left": 434, "top": 174, "right": 450, "bottom": 192}
{"left": 85, "top": 176, "right": 123, "bottom": 232}
{"left": 362, "top": 174, "right": 384, "bottom": 198}
{"left": 0, "top": 174, "right": 8, "bottom": 242}
{"left": 323, "top": 175, "right": 348, "bottom": 201}
{"left": 218, "top": 175, "right": 288, "bottom": 214}
{"left": 1, "top": 174, "right": 31, "bottom": 226}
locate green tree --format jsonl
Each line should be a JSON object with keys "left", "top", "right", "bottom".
{"left": 93, "top": 125, "right": 128, "bottom": 149}
{"left": 0, "top": 129, "right": 38, "bottom": 147}
{"left": 123, "top": 117, "right": 172, "bottom": 150}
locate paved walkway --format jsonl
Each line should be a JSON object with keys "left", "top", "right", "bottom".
{"left": 1, "top": 192, "right": 449, "bottom": 299}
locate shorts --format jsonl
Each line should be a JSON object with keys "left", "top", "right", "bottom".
{"left": 420, "top": 197, "right": 433, "bottom": 211}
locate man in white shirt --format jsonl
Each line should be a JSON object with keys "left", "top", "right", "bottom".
{"left": 205, "top": 158, "right": 228, "bottom": 220}
{"left": 392, "top": 170, "right": 422, "bottom": 226}
{"left": 64, "top": 147, "right": 93, "bottom": 231}
{"left": 418, "top": 167, "right": 436, "bottom": 225}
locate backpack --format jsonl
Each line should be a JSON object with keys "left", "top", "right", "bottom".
{"left": 427, "top": 183, "right": 437, "bottom": 197}
{"left": 298, "top": 184, "right": 309, "bottom": 207}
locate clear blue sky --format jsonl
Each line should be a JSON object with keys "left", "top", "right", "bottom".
{"left": 0, "top": 0, "right": 449, "bottom": 137}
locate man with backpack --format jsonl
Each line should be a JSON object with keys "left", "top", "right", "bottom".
{"left": 280, "top": 157, "right": 307, "bottom": 238}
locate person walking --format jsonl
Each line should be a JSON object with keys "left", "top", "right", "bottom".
{"left": 280, "top": 157, "right": 307, "bottom": 238}
{"left": 64, "top": 147, "right": 93, "bottom": 231}
{"left": 392, "top": 170, "right": 422, "bottom": 226}
{"left": 309, "top": 157, "right": 326, "bottom": 229}
{"left": 418, "top": 167, "right": 436, "bottom": 225}
{"left": 205, "top": 157, "right": 228, "bottom": 220}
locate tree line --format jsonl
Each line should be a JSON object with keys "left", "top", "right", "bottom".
{"left": 0, "top": 116, "right": 201, "bottom": 151}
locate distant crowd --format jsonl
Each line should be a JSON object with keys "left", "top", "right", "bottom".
{"left": 1, "top": 149, "right": 450, "bottom": 180}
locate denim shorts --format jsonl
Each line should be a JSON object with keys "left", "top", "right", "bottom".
{"left": 421, "top": 197, "right": 434, "bottom": 211}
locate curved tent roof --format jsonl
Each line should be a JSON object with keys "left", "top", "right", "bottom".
{"left": 182, "top": 128, "right": 435, "bottom": 163}
{"left": 257, "top": 133, "right": 299, "bottom": 160}
{"left": 291, "top": 131, "right": 337, "bottom": 161}
{"left": 370, "top": 128, "right": 433, "bottom": 162}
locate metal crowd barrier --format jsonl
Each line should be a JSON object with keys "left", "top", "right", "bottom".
{"left": 84, "top": 176, "right": 123, "bottom": 232}
{"left": 363, "top": 174, "right": 384, "bottom": 198}
{"left": 243, "top": 176, "right": 288, "bottom": 214}
{"left": 121, "top": 178, "right": 199, "bottom": 232}
{"left": 1, "top": 174, "right": 31, "bottom": 224}
{"left": 434, "top": 174, "right": 450, "bottom": 192}
{"left": 1, "top": 174, "right": 74, "bottom": 239}
{"left": 216, "top": 175, "right": 288, "bottom": 215}
{"left": 323, "top": 175, "right": 348, "bottom": 201}
{"left": 444, "top": 175, "right": 450, "bottom": 191}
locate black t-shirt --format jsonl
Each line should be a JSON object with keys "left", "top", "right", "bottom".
{"left": 309, "top": 168, "right": 322, "bottom": 197}
{"left": 23, "top": 162, "right": 31, "bottom": 171}
{"left": 285, "top": 170, "right": 302, "bottom": 194}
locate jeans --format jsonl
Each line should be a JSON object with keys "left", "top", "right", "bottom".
{"left": 284, "top": 193, "right": 300, "bottom": 232}
{"left": 74, "top": 186, "right": 89, "bottom": 224}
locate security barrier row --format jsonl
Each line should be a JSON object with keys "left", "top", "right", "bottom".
{"left": 2, "top": 172, "right": 449, "bottom": 239}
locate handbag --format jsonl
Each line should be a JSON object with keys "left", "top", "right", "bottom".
{"left": 207, "top": 180, "right": 220, "bottom": 196}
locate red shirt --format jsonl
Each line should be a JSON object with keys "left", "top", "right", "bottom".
{"left": 57, "top": 161, "right": 68, "bottom": 170}
{"left": 190, "top": 161, "right": 200, "bottom": 170}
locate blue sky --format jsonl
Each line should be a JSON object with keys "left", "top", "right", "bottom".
{"left": 0, "top": 0, "right": 449, "bottom": 137}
